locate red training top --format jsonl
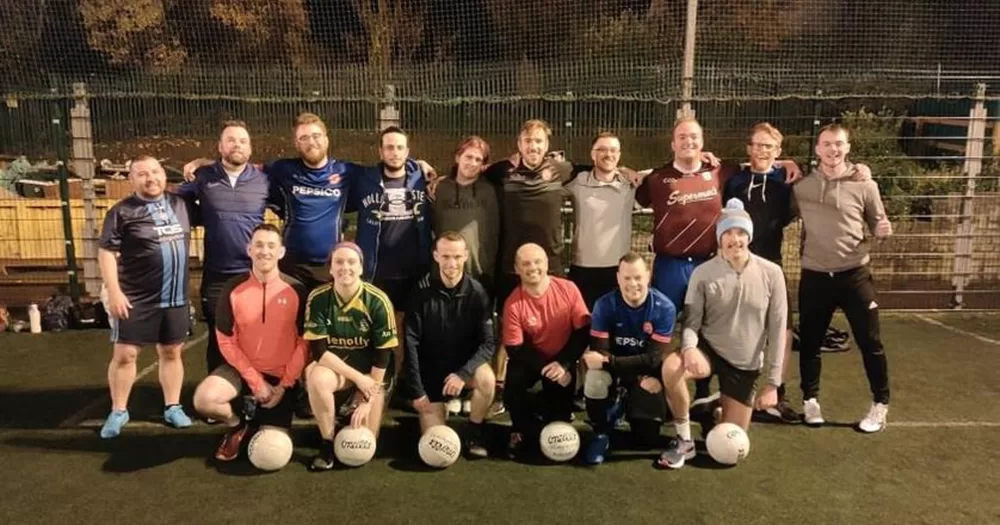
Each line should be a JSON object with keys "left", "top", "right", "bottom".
{"left": 502, "top": 276, "right": 591, "bottom": 360}
{"left": 215, "top": 271, "right": 309, "bottom": 396}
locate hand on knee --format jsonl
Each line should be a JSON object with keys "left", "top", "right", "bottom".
{"left": 638, "top": 376, "right": 663, "bottom": 395}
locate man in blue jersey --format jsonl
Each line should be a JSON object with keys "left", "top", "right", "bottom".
{"left": 183, "top": 112, "right": 358, "bottom": 292}
{"left": 175, "top": 120, "right": 271, "bottom": 375}
{"left": 98, "top": 156, "right": 195, "bottom": 438}
{"left": 350, "top": 126, "right": 433, "bottom": 380}
{"left": 183, "top": 114, "right": 435, "bottom": 294}
{"left": 580, "top": 252, "right": 676, "bottom": 465}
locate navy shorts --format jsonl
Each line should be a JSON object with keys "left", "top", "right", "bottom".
{"left": 652, "top": 254, "right": 707, "bottom": 315}
{"left": 110, "top": 305, "right": 189, "bottom": 346}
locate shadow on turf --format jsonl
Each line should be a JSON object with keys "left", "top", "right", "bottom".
{"left": 0, "top": 384, "right": 202, "bottom": 430}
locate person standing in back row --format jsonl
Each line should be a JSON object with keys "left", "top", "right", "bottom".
{"left": 794, "top": 123, "right": 893, "bottom": 433}
{"left": 175, "top": 120, "right": 271, "bottom": 377}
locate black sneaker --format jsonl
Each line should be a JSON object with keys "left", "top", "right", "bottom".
{"left": 506, "top": 431, "right": 526, "bottom": 460}
{"left": 309, "top": 440, "right": 336, "bottom": 471}
{"left": 821, "top": 336, "right": 850, "bottom": 353}
{"left": 754, "top": 400, "right": 801, "bottom": 424}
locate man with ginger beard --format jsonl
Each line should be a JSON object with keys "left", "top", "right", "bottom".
{"left": 175, "top": 120, "right": 271, "bottom": 374}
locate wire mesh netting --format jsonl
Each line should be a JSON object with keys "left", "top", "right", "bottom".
{"left": 1, "top": 0, "right": 999, "bottom": 309}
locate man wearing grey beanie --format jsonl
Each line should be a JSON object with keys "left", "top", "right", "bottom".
{"left": 656, "top": 198, "right": 788, "bottom": 469}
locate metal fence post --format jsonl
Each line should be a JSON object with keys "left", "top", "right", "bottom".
{"left": 951, "top": 83, "right": 987, "bottom": 309}
{"left": 378, "top": 84, "right": 399, "bottom": 131}
{"left": 50, "top": 87, "right": 80, "bottom": 302}
{"left": 70, "top": 82, "right": 100, "bottom": 299}
{"left": 677, "top": 0, "right": 699, "bottom": 119}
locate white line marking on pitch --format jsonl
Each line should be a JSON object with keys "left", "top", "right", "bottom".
{"left": 913, "top": 314, "right": 1000, "bottom": 346}
{"left": 59, "top": 331, "right": 208, "bottom": 429}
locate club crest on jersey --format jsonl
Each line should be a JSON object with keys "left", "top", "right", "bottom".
{"left": 643, "top": 321, "right": 653, "bottom": 334}
{"left": 702, "top": 172, "right": 713, "bottom": 181}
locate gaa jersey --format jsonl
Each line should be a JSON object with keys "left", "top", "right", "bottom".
{"left": 590, "top": 288, "right": 676, "bottom": 357}
{"left": 99, "top": 193, "right": 192, "bottom": 308}
{"left": 265, "top": 158, "right": 361, "bottom": 265}
{"left": 636, "top": 164, "right": 724, "bottom": 259}
{"left": 303, "top": 282, "right": 399, "bottom": 368}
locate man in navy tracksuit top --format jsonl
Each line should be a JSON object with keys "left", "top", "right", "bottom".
{"left": 184, "top": 113, "right": 363, "bottom": 294}
{"left": 175, "top": 121, "right": 272, "bottom": 373}
{"left": 350, "top": 126, "right": 433, "bottom": 380}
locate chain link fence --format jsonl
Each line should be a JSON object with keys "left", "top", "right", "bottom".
{"left": 1, "top": 0, "right": 999, "bottom": 309}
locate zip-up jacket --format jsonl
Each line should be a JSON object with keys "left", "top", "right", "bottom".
{"left": 174, "top": 162, "right": 272, "bottom": 275}
{"left": 403, "top": 273, "right": 496, "bottom": 399}
{"left": 215, "top": 271, "right": 309, "bottom": 396}
{"left": 349, "top": 159, "right": 433, "bottom": 279}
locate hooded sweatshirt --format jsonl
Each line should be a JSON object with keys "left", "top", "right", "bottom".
{"left": 793, "top": 162, "right": 887, "bottom": 273}
{"left": 431, "top": 170, "right": 500, "bottom": 281}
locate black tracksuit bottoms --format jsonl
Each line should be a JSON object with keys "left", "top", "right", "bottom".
{"left": 798, "top": 265, "right": 890, "bottom": 404}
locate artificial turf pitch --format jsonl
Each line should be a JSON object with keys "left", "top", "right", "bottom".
{"left": 1, "top": 313, "right": 999, "bottom": 525}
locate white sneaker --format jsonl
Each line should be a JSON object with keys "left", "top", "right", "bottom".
{"left": 446, "top": 398, "right": 462, "bottom": 415}
{"left": 858, "top": 403, "right": 889, "bottom": 433}
{"left": 803, "top": 398, "right": 825, "bottom": 426}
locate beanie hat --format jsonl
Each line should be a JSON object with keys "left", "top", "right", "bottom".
{"left": 717, "top": 198, "right": 754, "bottom": 243}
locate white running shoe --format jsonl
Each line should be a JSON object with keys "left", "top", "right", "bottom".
{"left": 803, "top": 398, "right": 825, "bottom": 426}
{"left": 858, "top": 402, "right": 889, "bottom": 433}
{"left": 446, "top": 398, "right": 462, "bottom": 416}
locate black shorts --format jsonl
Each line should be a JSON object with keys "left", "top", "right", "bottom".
{"left": 211, "top": 364, "right": 298, "bottom": 429}
{"left": 494, "top": 272, "right": 520, "bottom": 315}
{"left": 372, "top": 275, "right": 420, "bottom": 313}
{"left": 569, "top": 265, "right": 619, "bottom": 311}
{"left": 417, "top": 367, "right": 471, "bottom": 404}
{"left": 313, "top": 349, "right": 397, "bottom": 385}
{"left": 278, "top": 258, "right": 328, "bottom": 292}
{"left": 614, "top": 360, "right": 668, "bottom": 422}
{"left": 700, "top": 341, "right": 760, "bottom": 407}
{"left": 110, "top": 305, "right": 189, "bottom": 346}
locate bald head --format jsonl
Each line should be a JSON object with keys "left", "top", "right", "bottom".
{"left": 514, "top": 243, "right": 549, "bottom": 286}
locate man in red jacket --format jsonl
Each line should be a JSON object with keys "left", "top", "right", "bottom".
{"left": 193, "top": 224, "right": 309, "bottom": 461}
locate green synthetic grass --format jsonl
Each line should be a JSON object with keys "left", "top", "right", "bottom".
{"left": 2, "top": 315, "right": 999, "bottom": 525}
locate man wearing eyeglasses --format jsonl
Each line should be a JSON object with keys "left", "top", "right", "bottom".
{"left": 722, "top": 122, "right": 799, "bottom": 423}
{"left": 565, "top": 132, "right": 637, "bottom": 311}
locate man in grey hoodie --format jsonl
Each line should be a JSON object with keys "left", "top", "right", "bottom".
{"left": 794, "top": 123, "right": 893, "bottom": 433}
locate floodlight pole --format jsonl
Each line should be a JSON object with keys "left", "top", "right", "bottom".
{"left": 678, "top": 0, "right": 698, "bottom": 119}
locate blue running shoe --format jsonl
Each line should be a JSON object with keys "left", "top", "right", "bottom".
{"left": 100, "top": 409, "right": 130, "bottom": 439}
{"left": 584, "top": 433, "right": 610, "bottom": 465}
{"left": 164, "top": 405, "right": 193, "bottom": 429}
